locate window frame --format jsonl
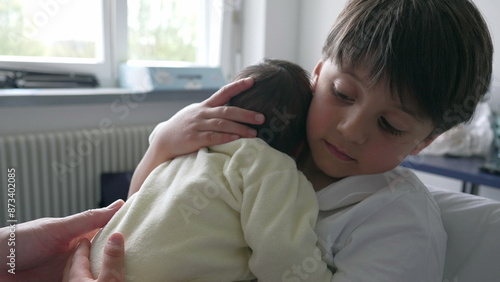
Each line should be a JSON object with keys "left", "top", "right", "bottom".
{"left": 0, "top": 0, "right": 232, "bottom": 88}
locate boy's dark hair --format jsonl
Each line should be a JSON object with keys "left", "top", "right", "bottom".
{"left": 322, "top": 0, "right": 493, "bottom": 135}
{"left": 228, "top": 59, "right": 312, "bottom": 157}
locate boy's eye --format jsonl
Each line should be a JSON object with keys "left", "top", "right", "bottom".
{"left": 332, "top": 87, "right": 353, "bottom": 102}
{"left": 379, "top": 117, "right": 404, "bottom": 136}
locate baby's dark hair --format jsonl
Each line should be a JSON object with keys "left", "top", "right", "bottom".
{"left": 228, "top": 59, "right": 312, "bottom": 157}
{"left": 323, "top": 0, "right": 493, "bottom": 135}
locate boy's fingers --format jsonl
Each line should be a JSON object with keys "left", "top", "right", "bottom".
{"left": 204, "top": 106, "right": 265, "bottom": 126}
{"left": 200, "top": 118, "right": 258, "bottom": 139}
{"left": 202, "top": 78, "right": 265, "bottom": 126}
{"left": 199, "top": 132, "right": 242, "bottom": 147}
{"left": 203, "top": 77, "right": 254, "bottom": 107}
{"left": 98, "top": 233, "right": 125, "bottom": 282}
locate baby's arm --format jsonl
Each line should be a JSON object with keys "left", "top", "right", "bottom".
{"left": 128, "top": 78, "right": 265, "bottom": 197}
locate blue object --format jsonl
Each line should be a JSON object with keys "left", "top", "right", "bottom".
{"left": 119, "top": 63, "right": 226, "bottom": 91}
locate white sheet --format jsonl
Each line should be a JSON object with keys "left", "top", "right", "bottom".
{"left": 429, "top": 186, "right": 500, "bottom": 282}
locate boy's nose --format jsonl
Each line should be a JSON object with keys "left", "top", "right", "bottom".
{"left": 337, "top": 110, "right": 368, "bottom": 145}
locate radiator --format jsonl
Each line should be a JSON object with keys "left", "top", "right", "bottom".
{"left": 0, "top": 124, "right": 156, "bottom": 226}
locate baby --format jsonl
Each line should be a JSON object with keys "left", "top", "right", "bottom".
{"left": 90, "top": 59, "right": 333, "bottom": 281}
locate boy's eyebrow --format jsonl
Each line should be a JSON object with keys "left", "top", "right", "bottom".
{"left": 397, "top": 104, "right": 425, "bottom": 122}
{"left": 343, "top": 69, "right": 425, "bottom": 121}
{"left": 343, "top": 71, "right": 370, "bottom": 88}
{"left": 341, "top": 70, "right": 425, "bottom": 121}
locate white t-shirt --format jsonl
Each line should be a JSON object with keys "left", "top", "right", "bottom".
{"left": 315, "top": 167, "right": 447, "bottom": 281}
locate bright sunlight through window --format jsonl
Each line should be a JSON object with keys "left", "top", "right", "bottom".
{"left": 0, "top": 0, "right": 103, "bottom": 62}
{"left": 127, "top": 0, "right": 223, "bottom": 66}
{"left": 0, "top": 0, "right": 226, "bottom": 86}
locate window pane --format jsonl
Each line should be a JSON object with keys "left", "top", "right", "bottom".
{"left": 127, "top": 0, "right": 222, "bottom": 65}
{"left": 0, "top": 0, "right": 102, "bottom": 60}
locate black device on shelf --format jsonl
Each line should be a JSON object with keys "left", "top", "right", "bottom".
{"left": 0, "top": 69, "right": 99, "bottom": 88}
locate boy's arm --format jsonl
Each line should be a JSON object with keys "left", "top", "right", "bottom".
{"left": 128, "top": 78, "right": 264, "bottom": 197}
{"left": 128, "top": 141, "right": 169, "bottom": 197}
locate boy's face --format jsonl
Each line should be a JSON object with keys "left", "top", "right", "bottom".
{"left": 306, "top": 59, "right": 437, "bottom": 179}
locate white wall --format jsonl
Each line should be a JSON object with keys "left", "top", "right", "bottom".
{"left": 240, "top": 0, "right": 267, "bottom": 67}
{"left": 475, "top": 0, "right": 500, "bottom": 97}
{"left": 296, "top": 0, "right": 347, "bottom": 72}
{"left": 239, "top": 0, "right": 339, "bottom": 72}
{"left": 240, "top": 0, "right": 301, "bottom": 68}
{"left": 0, "top": 98, "right": 204, "bottom": 135}
{"left": 476, "top": 0, "right": 500, "bottom": 113}
{"left": 263, "top": 0, "right": 301, "bottom": 62}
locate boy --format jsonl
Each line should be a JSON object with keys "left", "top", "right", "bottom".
{"left": 90, "top": 59, "right": 334, "bottom": 281}
{"left": 129, "top": 0, "right": 493, "bottom": 281}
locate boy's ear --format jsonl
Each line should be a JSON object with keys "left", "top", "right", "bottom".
{"left": 311, "top": 60, "right": 323, "bottom": 91}
{"left": 409, "top": 134, "right": 441, "bottom": 156}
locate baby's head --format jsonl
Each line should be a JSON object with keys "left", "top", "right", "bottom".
{"left": 229, "top": 59, "right": 312, "bottom": 158}
{"left": 322, "top": 0, "right": 493, "bottom": 134}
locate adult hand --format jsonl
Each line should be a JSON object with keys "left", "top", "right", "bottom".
{"left": 63, "top": 233, "right": 125, "bottom": 282}
{"left": 0, "top": 200, "right": 124, "bottom": 282}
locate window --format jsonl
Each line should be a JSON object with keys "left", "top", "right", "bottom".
{"left": 128, "top": 0, "right": 222, "bottom": 66}
{"left": 0, "top": 0, "right": 103, "bottom": 61}
{"left": 0, "top": 0, "right": 229, "bottom": 88}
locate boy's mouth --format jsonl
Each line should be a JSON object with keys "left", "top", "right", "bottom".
{"left": 324, "top": 140, "right": 356, "bottom": 161}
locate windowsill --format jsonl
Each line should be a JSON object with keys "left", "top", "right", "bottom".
{"left": 0, "top": 87, "right": 217, "bottom": 107}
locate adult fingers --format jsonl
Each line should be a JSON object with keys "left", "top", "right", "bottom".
{"left": 97, "top": 233, "right": 125, "bottom": 282}
{"left": 62, "top": 234, "right": 125, "bottom": 282}
{"left": 57, "top": 200, "right": 125, "bottom": 242}
{"left": 62, "top": 239, "right": 93, "bottom": 281}
{"left": 62, "top": 243, "right": 75, "bottom": 281}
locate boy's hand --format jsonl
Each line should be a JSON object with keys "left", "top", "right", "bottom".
{"left": 152, "top": 77, "right": 264, "bottom": 158}
{"left": 128, "top": 77, "right": 265, "bottom": 197}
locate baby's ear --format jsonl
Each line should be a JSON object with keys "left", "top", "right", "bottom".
{"left": 409, "top": 134, "right": 440, "bottom": 156}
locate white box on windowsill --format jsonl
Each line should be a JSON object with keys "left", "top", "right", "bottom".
{"left": 119, "top": 63, "right": 226, "bottom": 92}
